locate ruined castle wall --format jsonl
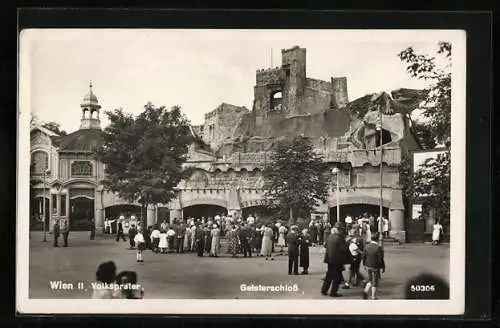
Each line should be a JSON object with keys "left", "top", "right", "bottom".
{"left": 203, "top": 103, "right": 249, "bottom": 152}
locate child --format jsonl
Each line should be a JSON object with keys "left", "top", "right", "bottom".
{"left": 159, "top": 229, "right": 168, "bottom": 254}
{"left": 362, "top": 233, "right": 385, "bottom": 300}
{"left": 134, "top": 227, "right": 145, "bottom": 263}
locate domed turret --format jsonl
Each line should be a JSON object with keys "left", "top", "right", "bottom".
{"left": 80, "top": 81, "right": 102, "bottom": 130}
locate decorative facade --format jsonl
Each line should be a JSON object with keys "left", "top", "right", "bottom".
{"left": 30, "top": 46, "right": 424, "bottom": 242}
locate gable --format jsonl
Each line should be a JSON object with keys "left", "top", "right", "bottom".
{"left": 30, "top": 129, "right": 52, "bottom": 147}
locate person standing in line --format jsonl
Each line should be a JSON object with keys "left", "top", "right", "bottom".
{"left": 53, "top": 219, "right": 60, "bottom": 247}
{"left": 203, "top": 223, "right": 212, "bottom": 255}
{"left": 133, "top": 226, "right": 145, "bottom": 263}
{"left": 277, "top": 224, "right": 288, "bottom": 255}
{"left": 210, "top": 224, "right": 221, "bottom": 257}
{"left": 195, "top": 223, "right": 205, "bottom": 257}
{"left": 432, "top": 220, "right": 444, "bottom": 245}
{"left": 183, "top": 224, "right": 191, "bottom": 252}
{"left": 190, "top": 223, "right": 197, "bottom": 252}
{"left": 166, "top": 225, "right": 176, "bottom": 253}
{"left": 321, "top": 222, "right": 348, "bottom": 297}
{"left": 261, "top": 223, "right": 274, "bottom": 260}
{"left": 299, "top": 228, "right": 311, "bottom": 274}
{"left": 382, "top": 217, "right": 389, "bottom": 239}
{"left": 150, "top": 225, "right": 161, "bottom": 253}
{"left": 158, "top": 229, "right": 168, "bottom": 254}
{"left": 286, "top": 226, "right": 300, "bottom": 275}
{"left": 177, "top": 222, "right": 186, "bottom": 253}
{"left": 60, "top": 218, "right": 70, "bottom": 247}
{"left": 116, "top": 220, "right": 127, "bottom": 242}
{"left": 89, "top": 218, "right": 96, "bottom": 240}
{"left": 227, "top": 224, "right": 239, "bottom": 258}
{"left": 362, "top": 232, "right": 385, "bottom": 300}
{"left": 239, "top": 223, "right": 252, "bottom": 258}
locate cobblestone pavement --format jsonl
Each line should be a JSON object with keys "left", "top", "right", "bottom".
{"left": 27, "top": 232, "right": 449, "bottom": 299}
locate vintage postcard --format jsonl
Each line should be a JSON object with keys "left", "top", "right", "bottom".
{"left": 17, "top": 29, "right": 465, "bottom": 315}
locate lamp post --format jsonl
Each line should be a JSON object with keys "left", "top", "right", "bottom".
{"left": 42, "top": 168, "right": 50, "bottom": 242}
{"left": 331, "top": 167, "right": 340, "bottom": 223}
{"left": 375, "top": 107, "right": 384, "bottom": 247}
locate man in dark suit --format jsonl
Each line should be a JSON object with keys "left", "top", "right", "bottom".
{"left": 321, "top": 222, "right": 348, "bottom": 297}
{"left": 60, "top": 218, "right": 70, "bottom": 247}
{"left": 53, "top": 219, "right": 60, "bottom": 247}
{"left": 195, "top": 224, "right": 205, "bottom": 257}
{"left": 286, "top": 226, "right": 300, "bottom": 275}
{"left": 89, "top": 218, "right": 96, "bottom": 240}
{"left": 116, "top": 220, "right": 127, "bottom": 242}
{"left": 239, "top": 223, "right": 252, "bottom": 258}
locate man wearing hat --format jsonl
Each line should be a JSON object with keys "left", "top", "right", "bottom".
{"left": 321, "top": 222, "right": 348, "bottom": 297}
{"left": 286, "top": 225, "right": 300, "bottom": 275}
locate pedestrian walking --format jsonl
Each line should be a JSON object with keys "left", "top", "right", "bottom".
{"left": 432, "top": 220, "right": 444, "bottom": 245}
{"left": 321, "top": 222, "right": 348, "bottom": 297}
{"left": 89, "top": 218, "right": 96, "bottom": 240}
{"left": 53, "top": 219, "right": 60, "bottom": 247}
{"left": 362, "top": 232, "right": 385, "bottom": 300}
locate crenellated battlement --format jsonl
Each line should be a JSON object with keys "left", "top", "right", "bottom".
{"left": 256, "top": 67, "right": 283, "bottom": 85}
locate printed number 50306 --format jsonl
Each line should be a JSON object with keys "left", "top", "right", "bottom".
{"left": 410, "top": 285, "right": 435, "bottom": 292}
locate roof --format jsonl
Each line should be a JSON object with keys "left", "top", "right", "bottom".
{"left": 30, "top": 124, "right": 60, "bottom": 137}
{"left": 52, "top": 128, "right": 104, "bottom": 152}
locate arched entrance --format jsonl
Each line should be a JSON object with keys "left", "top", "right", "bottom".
{"left": 69, "top": 197, "right": 94, "bottom": 231}
{"left": 30, "top": 196, "right": 49, "bottom": 230}
{"left": 242, "top": 206, "right": 277, "bottom": 224}
{"left": 330, "top": 204, "right": 389, "bottom": 228}
{"left": 183, "top": 205, "right": 227, "bottom": 220}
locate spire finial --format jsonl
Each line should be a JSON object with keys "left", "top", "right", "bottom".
{"left": 89, "top": 81, "right": 93, "bottom": 89}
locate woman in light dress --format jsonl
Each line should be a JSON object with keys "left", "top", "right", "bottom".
{"left": 432, "top": 220, "right": 444, "bottom": 245}
{"left": 210, "top": 224, "right": 221, "bottom": 257}
{"left": 277, "top": 224, "right": 288, "bottom": 255}
{"left": 158, "top": 229, "right": 168, "bottom": 254}
{"left": 261, "top": 223, "right": 274, "bottom": 260}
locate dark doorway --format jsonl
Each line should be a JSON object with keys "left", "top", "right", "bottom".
{"left": 330, "top": 204, "right": 388, "bottom": 225}
{"left": 30, "top": 196, "right": 49, "bottom": 230}
{"left": 182, "top": 205, "right": 227, "bottom": 221}
{"left": 242, "top": 206, "right": 278, "bottom": 224}
{"left": 69, "top": 197, "right": 95, "bottom": 231}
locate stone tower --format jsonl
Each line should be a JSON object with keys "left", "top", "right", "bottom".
{"left": 79, "top": 82, "right": 102, "bottom": 130}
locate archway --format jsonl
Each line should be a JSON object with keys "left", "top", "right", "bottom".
{"left": 182, "top": 204, "right": 227, "bottom": 221}
{"left": 329, "top": 204, "right": 389, "bottom": 230}
{"left": 242, "top": 205, "right": 278, "bottom": 224}
{"left": 69, "top": 197, "right": 95, "bottom": 231}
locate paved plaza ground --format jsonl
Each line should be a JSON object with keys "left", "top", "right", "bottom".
{"left": 27, "top": 232, "right": 449, "bottom": 299}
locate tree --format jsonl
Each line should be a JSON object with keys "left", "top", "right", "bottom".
{"left": 411, "top": 152, "right": 450, "bottom": 227}
{"left": 398, "top": 42, "right": 451, "bottom": 227}
{"left": 95, "top": 103, "right": 194, "bottom": 227}
{"left": 398, "top": 42, "right": 451, "bottom": 146}
{"left": 41, "top": 121, "right": 67, "bottom": 136}
{"left": 263, "top": 136, "right": 329, "bottom": 224}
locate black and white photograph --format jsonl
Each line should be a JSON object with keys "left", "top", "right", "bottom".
{"left": 17, "top": 28, "right": 466, "bottom": 315}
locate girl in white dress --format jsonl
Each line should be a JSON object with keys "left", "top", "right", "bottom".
{"left": 432, "top": 220, "right": 444, "bottom": 245}
{"left": 158, "top": 229, "right": 168, "bottom": 253}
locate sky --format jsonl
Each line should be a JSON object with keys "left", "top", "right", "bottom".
{"left": 21, "top": 29, "right": 453, "bottom": 133}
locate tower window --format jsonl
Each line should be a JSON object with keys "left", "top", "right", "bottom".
{"left": 271, "top": 91, "right": 283, "bottom": 111}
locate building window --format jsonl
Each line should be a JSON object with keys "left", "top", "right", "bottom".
{"left": 271, "top": 91, "right": 283, "bottom": 111}
{"left": 71, "top": 161, "right": 93, "bottom": 176}
{"left": 60, "top": 195, "right": 66, "bottom": 216}
{"left": 31, "top": 151, "right": 49, "bottom": 174}
{"left": 356, "top": 173, "right": 365, "bottom": 186}
{"left": 52, "top": 194, "right": 57, "bottom": 214}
